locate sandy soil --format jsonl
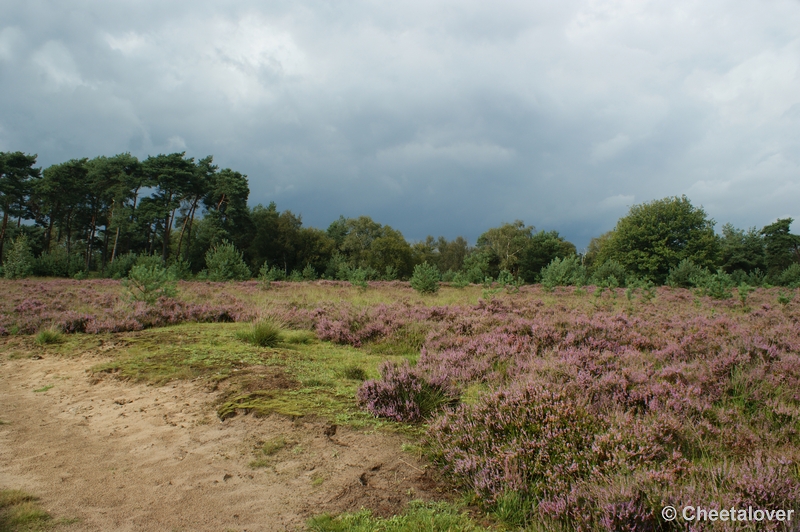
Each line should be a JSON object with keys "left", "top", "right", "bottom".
{"left": 0, "top": 350, "right": 445, "bottom": 531}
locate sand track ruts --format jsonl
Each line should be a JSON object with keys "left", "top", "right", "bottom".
{"left": 0, "top": 351, "right": 443, "bottom": 531}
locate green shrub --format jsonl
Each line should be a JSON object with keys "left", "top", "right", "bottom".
{"left": 288, "top": 269, "right": 303, "bottom": 282}
{"left": 348, "top": 267, "right": 371, "bottom": 290}
{"left": 33, "top": 246, "right": 80, "bottom": 277}
{"left": 236, "top": 320, "right": 283, "bottom": 347}
{"left": 342, "top": 365, "right": 368, "bottom": 381}
{"left": 2, "top": 235, "right": 34, "bottom": 279}
{"left": 692, "top": 269, "right": 735, "bottom": 299}
{"left": 122, "top": 256, "right": 177, "bottom": 304}
{"left": 104, "top": 252, "right": 138, "bottom": 279}
{"left": 450, "top": 271, "right": 470, "bottom": 288}
{"left": 778, "top": 263, "right": 800, "bottom": 288}
{"left": 540, "top": 255, "right": 586, "bottom": 289}
{"left": 591, "top": 259, "right": 628, "bottom": 287}
{"left": 167, "top": 258, "right": 192, "bottom": 280}
{"left": 382, "top": 265, "right": 399, "bottom": 281}
{"left": 205, "top": 240, "right": 251, "bottom": 281}
{"left": 410, "top": 262, "right": 440, "bottom": 294}
{"left": 258, "top": 263, "right": 286, "bottom": 287}
{"left": 730, "top": 268, "right": 766, "bottom": 287}
{"left": 302, "top": 264, "right": 318, "bottom": 281}
{"left": 666, "top": 258, "right": 704, "bottom": 288}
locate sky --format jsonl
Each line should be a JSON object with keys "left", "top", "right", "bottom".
{"left": 1, "top": 0, "right": 799, "bottom": 249}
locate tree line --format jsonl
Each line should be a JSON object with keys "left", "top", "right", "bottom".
{"left": 2, "top": 151, "right": 799, "bottom": 287}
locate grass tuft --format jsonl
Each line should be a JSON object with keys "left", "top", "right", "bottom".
{"left": 0, "top": 489, "right": 51, "bottom": 532}
{"left": 34, "top": 329, "right": 62, "bottom": 346}
{"left": 342, "top": 365, "right": 367, "bottom": 381}
{"left": 236, "top": 320, "right": 283, "bottom": 347}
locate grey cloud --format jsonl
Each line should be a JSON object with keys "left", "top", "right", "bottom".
{"left": 1, "top": 0, "right": 799, "bottom": 248}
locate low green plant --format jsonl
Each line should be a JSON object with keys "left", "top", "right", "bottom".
{"left": 540, "top": 255, "right": 586, "bottom": 290}
{"left": 2, "top": 235, "right": 34, "bottom": 279}
{"left": 777, "top": 289, "right": 795, "bottom": 306}
{"left": 167, "top": 258, "right": 192, "bottom": 280}
{"left": 450, "top": 271, "right": 470, "bottom": 288}
{"left": 236, "top": 320, "right": 283, "bottom": 347}
{"left": 410, "top": 262, "right": 440, "bottom": 294}
{"left": 258, "top": 262, "right": 285, "bottom": 288}
{"left": 122, "top": 256, "right": 177, "bottom": 304}
{"left": 778, "top": 263, "right": 800, "bottom": 288}
{"left": 342, "top": 365, "right": 368, "bottom": 381}
{"left": 348, "top": 267, "right": 370, "bottom": 290}
{"left": 35, "top": 329, "right": 62, "bottom": 345}
{"left": 0, "top": 489, "right": 52, "bottom": 531}
{"left": 737, "top": 283, "right": 754, "bottom": 309}
{"left": 104, "top": 251, "right": 138, "bottom": 279}
{"left": 496, "top": 269, "right": 522, "bottom": 293}
{"left": 590, "top": 259, "right": 628, "bottom": 287}
{"left": 205, "top": 240, "right": 251, "bottom": 281}
{"left": 692, "top": 269, "right": 735, "bottom": 299}
{"left": 666, "top": 258, "right": 704, "bottom": 288}
{"left": 307, "top": 501, "right": 488, "bottom": 532}
{"left": 302, "top": 264, "right": 318, "bottom": 281}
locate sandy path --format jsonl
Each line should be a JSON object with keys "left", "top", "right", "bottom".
{"left": 0, "top": 351, "right": 443, "bottom": 531}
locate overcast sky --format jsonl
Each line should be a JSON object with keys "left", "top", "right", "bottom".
{"left": 2, "top": 0, "right": 799, "bottom": 248}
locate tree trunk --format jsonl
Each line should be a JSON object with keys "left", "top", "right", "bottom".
{"left": 185, "top": 203, "right": 197, "bottom": 261}
{"left": 111, "top": 227, "right": 120, "bottom": 263}
{"left": 0, "top": 209, "right": 8, "bottom": 264}
{"left": 86, "top": 211, "right": 97, "bottom": 271}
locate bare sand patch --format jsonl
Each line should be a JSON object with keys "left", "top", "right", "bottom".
{"left": 0, "top": 351, "right": 444, "bottom": 531}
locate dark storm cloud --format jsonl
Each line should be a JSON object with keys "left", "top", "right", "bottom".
{"left": 1, "top": 0, "right": 800, "bottom": 248}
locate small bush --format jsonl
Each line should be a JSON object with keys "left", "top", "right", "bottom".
{"left": 348, "top": 267, "right": 370, "bottom": 290}
{"left": 540, "top": 255, "right": 586, "bottom": 289}
{"left": 34, "top": 328, "right": 62, "bottom": 345}
{"left": 342, "top": 365, "right": 368, "bottom": 381}
{"left": 302, "top": 264, "right": 318, "bottom": 281}
{"left": 450, "top": 271, "right": 470, "bottom": 288}
{"left": 357, "top": 361, "right": 457, "bottom": 422}
{"left": 591, "top": 259, "right": 628, "bottom": 287}
{"left": 692, "top": 269, "right": 735, "bottom": 299}
{"left": 778, "top": 263, "right": 800, "bottom": 287}
{"left": 283, "top": 330, "right": 315, "bottom": 344}
{"left": 33, "top": 246, "right": 82, "bottom": 277}
{"left": 666, "top": 258, "right": 704, "bottom": 288}
{"left": 205, "top": 240, "right": 251, "bottom": 281}
{"left": 104, "top": 252, "right": 138, "bottom": 279}
{"left": 2, "top": 235, "right": 34, "bottom": 279}
{"left": 167, "top": 258, "right": 192, "bottom": 280}
{"left": 410, "top": 262, "right": 440, "bottom": 294}
{"left": 122, "top": 256, "right": 177, "bottom": 304}
{"left": 258, "top": 263, "right": 285, "bottom": 288}
{"left": 237, "top": 320, "right": 283, "bottom": 347}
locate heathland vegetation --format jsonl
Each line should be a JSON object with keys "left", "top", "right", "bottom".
{"left": 2, "top": 151, "right": 800, "bottom": 530}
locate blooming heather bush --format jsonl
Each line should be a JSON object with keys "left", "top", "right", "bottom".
{"left": 356, "top": 360, "right": 457, "bottom": 422}
{"left": 431, "top": 384, "right": 602, "bottom": 504}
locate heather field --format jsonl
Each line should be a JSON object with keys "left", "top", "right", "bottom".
{"left": 2, "top": 279, "right": 800, "bottom": 531}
